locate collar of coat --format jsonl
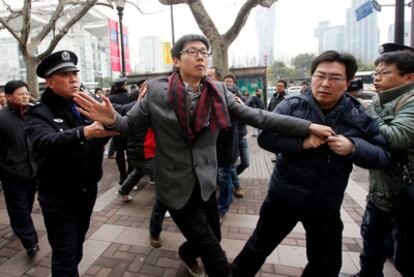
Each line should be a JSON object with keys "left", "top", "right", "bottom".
{"left": 379, "top": 81, "right": 414, "bottom": 105}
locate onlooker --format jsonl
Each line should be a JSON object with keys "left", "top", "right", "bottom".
{"left": 109, "top": 77, "right": 133, "bottom": 184}
{"left": 0, "top": 80, "right": 39, "bottom": 257}
{"left": 223, "top": 73, "right": 248, "bottom": 198}
{"left": 300, "top": 80, "right": 310, "bottom": 94}
{"left": 74, "top": 34, "right": 334, "bottom": 277}
{"left": 247, "top": 88, "right": 265, "bottom": 136}
{"left": 351, "top": 44, "right": 414, "bottom": 277}
{"left": 94, "top": 87, "right": 104, "bottom": 98}
{"left": 26, "top": 50, "right": 116, "bottom": 276}
{"left": 0, "top": 91, "right": 7, "bottom": 109}
{"left": 209, "top": 69, "right": 240, "bottom": 223}
{"left": 232, "top": 50, "right": 389, "bottom": 277}
{"left": 267, "top": 80, "right": 287, "bottom": 112}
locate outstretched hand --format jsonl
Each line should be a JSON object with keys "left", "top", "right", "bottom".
{"left": 84, "top": 121, "right": 119, "bottom": 140}
{"left": 74, "top": 92, "right": 116, "bottom": 125}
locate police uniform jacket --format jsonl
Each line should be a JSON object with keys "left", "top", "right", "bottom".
{"left": 26, "top": 88, "right": 106, "bottom": 194}
{"left": 0, "top": 104, "right": 36, "bottom": 182}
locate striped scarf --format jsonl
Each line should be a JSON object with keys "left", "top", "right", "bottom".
{"left": 168, "top": 72, "right": 231, "bottom": 142}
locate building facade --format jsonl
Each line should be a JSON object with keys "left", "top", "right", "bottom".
{"left": 255, "top": 5, "right": 276, "bottom": 66}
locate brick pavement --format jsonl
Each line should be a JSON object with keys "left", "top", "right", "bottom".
{"left": 0, "top": 130, "right": 402, "bottom": 277}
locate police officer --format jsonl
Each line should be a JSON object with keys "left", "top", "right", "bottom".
{"left": 26, "top": 50, "right": 117, "bottom": 276}
{"left": 0, "top": 80, "right": 38, "bottom": 257}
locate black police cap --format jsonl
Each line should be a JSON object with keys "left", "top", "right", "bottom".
{"left": 36, "top": 50, "right": 79, "bottom": 78}
{"left": 113, "top": 77, "right": 128, "bottom": 85}
{"left": 378, "top": 43, "right": 414, "bottom": 54}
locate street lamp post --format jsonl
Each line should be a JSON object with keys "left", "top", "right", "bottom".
{"left": 116, "top": 0, "right": 126, "bottom": 76}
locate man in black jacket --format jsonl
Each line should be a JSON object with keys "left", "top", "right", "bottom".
{"left": 0, "top": 80, "right": 39, "bottom": 257}
{"left": 232, "top": 51, "right": 390, "bottom": 277}
{"left": 267, "top": 80, "right": 287, "bottom": 112}
{"left": 26, "top": 50, "right": 117, "bottom": 276}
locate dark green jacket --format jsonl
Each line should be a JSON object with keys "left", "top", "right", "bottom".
{"left": 368, "top": 82, "right": 414, "bottom": 212}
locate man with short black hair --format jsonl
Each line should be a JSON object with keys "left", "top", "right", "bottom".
{"left": 74, "top": 34, "right": 334, "bottom": 277}
{"left": 0, "top": 80, "right": 39, "bottom": 257}
{"left": 232, "top": 50, "right": 389, "bottom": 277}
{"left": 268, "top": 80, "right": 287, "bottom": 112}
{"left": 352, "top": 45, "right": 414, "bottom": 277}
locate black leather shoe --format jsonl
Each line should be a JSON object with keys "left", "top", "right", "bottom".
{"left": 26, "top": 244, "right": 39, "bottom": 257}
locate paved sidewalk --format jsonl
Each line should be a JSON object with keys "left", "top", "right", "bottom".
{"left": 0, "top": 131, "right": 401, "bottom": 277}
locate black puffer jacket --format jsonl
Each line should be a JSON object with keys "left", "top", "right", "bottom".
{"left": 258, "top": 91, "right": 389, "bottom": 214}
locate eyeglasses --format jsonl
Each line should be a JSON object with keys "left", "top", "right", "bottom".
{"left": 312, "top": 73, "right": 347, "bottom": 84}
{"left": 13, "top": 92, "right": 30, "bottom": 97}
{"left": 373, "top": 70, "right": 399, "bottom": 77}
{"left": 180, "top": 48, "right": 211, "bottom": 58}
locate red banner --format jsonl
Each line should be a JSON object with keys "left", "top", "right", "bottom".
{"left": 108, "top": 19, "right": 121, "bottom": 72}
{"left": 122, "top": 25, "right": 131, "bottom": 73}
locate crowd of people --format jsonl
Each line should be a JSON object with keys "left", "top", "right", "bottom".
{"left": 0, "top": 33, "right": 413, "bottom": 277}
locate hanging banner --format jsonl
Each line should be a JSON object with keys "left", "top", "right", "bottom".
{"left": 122, "top": 25, "right": 131, "bottom": 73}
{"left": 108, "top": 19, "right": 121, "bottom": 72}
{"left": 163, "top": 42, "right": 172, "bottom": 65}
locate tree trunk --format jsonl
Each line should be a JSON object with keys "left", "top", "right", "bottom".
{"left": 24, "top": 55, "right": 40, "bottom": 98}
{"left": 211, "top": 39, "right": 229, "bottom": 76}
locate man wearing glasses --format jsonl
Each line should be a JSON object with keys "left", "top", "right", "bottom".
{"left": 232, "top": 50, "right": 389, "bottom": 277}
{"left": 74, "top": 34, "right": 334, "bottom": 277}
{"left": 352, "top": 44, "right": 414, "bottom": 277}
{"left": 0, "top": 80, "right": 39, "bottom": 257}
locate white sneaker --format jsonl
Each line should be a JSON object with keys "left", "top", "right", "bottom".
{"left": 115, "top": 190, "right": 133, "bottom": 203}
{"left": 165, "top": 211, "right": 171, "bottom": 218}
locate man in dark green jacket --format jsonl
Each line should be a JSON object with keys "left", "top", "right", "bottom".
{"left": 352, "top": 44, "right": 414, "bottom": 277}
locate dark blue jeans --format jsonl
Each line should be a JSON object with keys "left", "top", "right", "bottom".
{"left": 359, "top": 201, "right": 395, "bottom": 277}
{"left": 217, "top": 166, "right": 234, "bottom": 215}
{"left": 169, "top": 183, "right": 231, "bottom": 277}
{"left": 149, "top": 199, "right": 167, "bottom": 237}
{"left": 119, "top": 158, "right": 154, "bottom": 195}
{"left": 236, "top": 136, "right": 250, "bottom": 176}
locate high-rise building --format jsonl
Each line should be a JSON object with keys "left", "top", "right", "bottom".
{"left": 255, "top": 5, "right": 275, "bottom": 66}
{"left": 387, "top": 22, "right": 411, "bottom": 45}
{"left": 137, "top": 36, "right": 165, "bottom": 73}
{"left": 315, "top": 21, "right": 345, "bottom": 53}
{"left": 345, "top": 0, "right": 380, "bottom": 64}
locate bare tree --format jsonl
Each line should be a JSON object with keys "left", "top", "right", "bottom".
{"left": 159, "top": 0, "right": 277, "bottom": 74}
{"left": 0, "top": 0, "right": 111, "bottom": 96}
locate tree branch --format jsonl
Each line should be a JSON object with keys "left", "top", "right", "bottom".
{"left": 185, "top": 0, "right": 220, "bottom": 41}
{"left": 223, "top": 0, "right": 277, "bottom": 43}
{"left": 158, "top": 0, "right": 186, "bottom": 4}
{"left": 32, "top": 0, "right": 66, "bottom": 47}
{"left": 19, "top": 0, "right": 32, "bottom": 52}
{"left": 38, "top": 0, "right": 98, "bottom": 61}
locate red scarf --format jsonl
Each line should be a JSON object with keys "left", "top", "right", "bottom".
{"left": 168, "top": 72, "right": 231, "bottom": 142}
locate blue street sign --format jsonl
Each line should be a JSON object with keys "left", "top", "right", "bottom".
{"left": 356, "top": 0, "right": 373, "bottom": 21}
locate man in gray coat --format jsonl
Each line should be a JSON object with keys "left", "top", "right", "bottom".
{"left": 74, "top": 34, "right": 333, "bottom": 277}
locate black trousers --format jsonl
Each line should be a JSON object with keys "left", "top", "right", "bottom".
{"left": 2, "top": 179, "right": 38, "bottom": 249}
{"left": 232, "top": 190, "right": 343, "bottom": 277}
{"left": 168, "top": 183, "right": 231, "bottom": 277}
{"left": 39, "top": 185, "right": 97, "bottom": 277}
{"left": 394, "top": 185, "right": 414, "bottom": 277}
